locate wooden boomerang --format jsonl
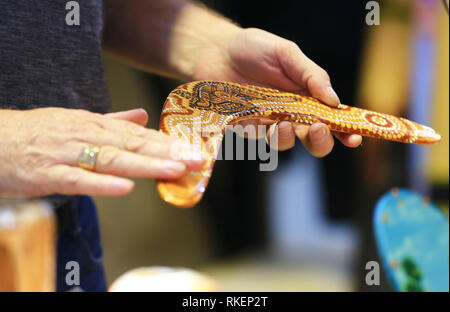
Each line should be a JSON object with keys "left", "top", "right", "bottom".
{"left": 157, "top": 81, "right": 441, "bottom": 208}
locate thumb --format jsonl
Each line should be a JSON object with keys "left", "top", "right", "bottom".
{"left": 302, "top": 64, "right": 340, "bottom": 107}
{"left": 106, "top": 108, "right": 149, "bottom": 126}
{"left": 278, "top": 42, "right": 340, "bottom": 107}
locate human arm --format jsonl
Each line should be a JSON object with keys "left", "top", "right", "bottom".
{"left": 103, "top": 0, "right": 362, "bottom": 156}
{"left": 0, "top": 108, "right": 203, "bottom": 197}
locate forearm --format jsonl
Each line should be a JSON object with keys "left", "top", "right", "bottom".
{"left": 103, "top": 0, "right": 240, "bottom": 81}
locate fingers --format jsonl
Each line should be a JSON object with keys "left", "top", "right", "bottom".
{"left": 277, "top": 41, "right": 340, "bottom": 107}
{"left": 106, "top": 108, "right": 149, "bottom": 126}
{"left": 265, "top": 121, "right": 363, "bottom": 157}
{"left": 302, "top": 68, "right": 340, "bottom": 107}
{"left": 65, "top": 140, "right": 202, "bottom": 177}
{"left": 333, "top": 132, "right": 363, "bottom": 148}
{"left": 266, "top": 121, "right": 334, "bottom": 157}
{"left": 71, "top": 114, "right": 205, "bottom": 170}
{"left": 266, "top": 121, "right": 296, "bottom": 151}
{"left": 94, "top": 146, "right": 187, "bottom": 179}
{"left": 293, "top": 123, "right": 334, "bottom": 157}
{"left": 47, "top": 165, "right": 135, "bottom": 196}
{"left": 121, "top": 138, "right": 205, "bottom": 171}
{"left": 86, "top": 111, "right": 173, "bottom": 145}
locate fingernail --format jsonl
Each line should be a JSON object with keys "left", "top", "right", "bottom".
{"left": 326, "top": 86, "right": 340, "bottom": 105}
{"left": 311, "top": 126, "right": 327, "bottom": 142}
{"left": 133, "top": 108, "right": 147, "bottom": 114}
{"left": 122, "top": 108, "right": 144, "bottom": 114}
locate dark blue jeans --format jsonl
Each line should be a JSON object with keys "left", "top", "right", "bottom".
{"left": 56, "top": 196, "right": 107, "bottom": 292}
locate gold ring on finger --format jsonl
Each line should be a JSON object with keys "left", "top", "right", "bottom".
{"left": 78, "top": 145, "right": 100, "bottom": 171}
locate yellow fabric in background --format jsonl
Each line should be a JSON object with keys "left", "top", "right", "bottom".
{"left": 358, "top": 1, "right": 412, "bottom": 115}
{"left": 428, "top": 8, "right": 449, "bottom": 185}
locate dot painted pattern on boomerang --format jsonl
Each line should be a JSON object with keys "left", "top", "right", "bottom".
{"left": 157, "top": 81, "right": 441, "bottom": 207}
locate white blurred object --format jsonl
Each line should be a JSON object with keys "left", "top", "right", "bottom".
{"left": 268, "top": 147, "right": 359, "bottom": 268}
{"left": 109, "top": 267, "right": 219, "bottom": 292}
{"left": 0, "top": 199, "right": 56, "bottom": 292}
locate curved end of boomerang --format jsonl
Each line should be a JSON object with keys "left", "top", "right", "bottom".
{"left": 156, "top": 173, "right": 206, "bottom": 208}
{"left": 411, "top": 122, "right": 441, "bottom": 145}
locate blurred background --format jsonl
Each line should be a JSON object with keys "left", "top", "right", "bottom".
{"left": 95, "top": 0, "right": 449, "bottom": 291}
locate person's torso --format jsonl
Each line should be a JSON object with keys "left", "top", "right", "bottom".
{"left": 0, "top": 0, "right": 110, "bottom": 112}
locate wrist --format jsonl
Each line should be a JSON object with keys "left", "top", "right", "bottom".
{"left": 169, "top": 3, "right": 242, "bottom": 81}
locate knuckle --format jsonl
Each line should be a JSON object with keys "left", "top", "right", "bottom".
{"left": 72, "top": 108, "right": 92, "bottom": 117}
{"left": 22, "top": 146, "right": 56, "bottom": 170}
{"left": 28, "top": 130, "right": 57, "bottom": 147}
{"left": 127, "top": 123, "right": 148, "bottom": 137}
{"left": 315, "top": 67, "right": 330, "bottom": 81}
{"left": 28, "top": 132, "right": 46, "bottom": 146}
{"left": 277, "top": 40, "right": 301, "bottom": 58}
{"left": 321, "top": 70, "right": 331, "bottom": 81}
{"left": 64, "top": 171, "right": 82, "bottom": 187}
{"left": 124, "top": 136, "right": 146, "bottom": 152}
{"left": 287, "top": 40, "right": 300, "bottom": 51}
{"left": 67, "top": 122, "right": 90, "bottom": 133}
{"left": 66, "top": 117, "right": 104, "bottom": 134}
{"left": 147, "top": 128, "right": 160, "bottom": 136}
{"left": 86, "top": 117, "right": 106, "bottom": 130}
{"left": 58, "top": 170, "right": 83, "bottom": 192}
{"left": 303, "top": 66, "right": 330, "bottom": 85}
{"left": 139, "top": 127, "right": 161, "bottom": 139}
{"left": 242, "top": 28, "right": 264, "bottom": 39}
{"left": 97, "top": 146, "right": 120, "bottom": 168}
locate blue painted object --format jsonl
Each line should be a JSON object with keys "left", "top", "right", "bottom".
{"left": 374, "top": 188, "right": 449, "bottom": 292}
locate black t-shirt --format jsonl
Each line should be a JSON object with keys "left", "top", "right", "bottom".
{"left": 0, "top": 0, "right": 110, "bottom": 113}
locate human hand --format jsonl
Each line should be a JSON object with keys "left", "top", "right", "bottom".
{"left": 193, "top": 28, "right": 362, "bottom": 157}
{"left": 0, "top": 108, "right": 204, "bottom": 197}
